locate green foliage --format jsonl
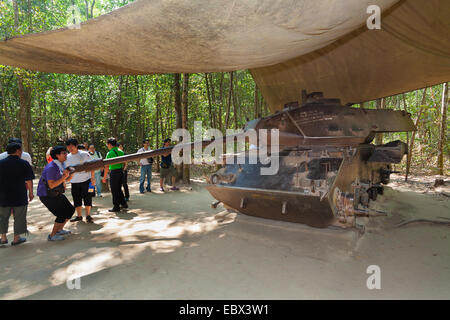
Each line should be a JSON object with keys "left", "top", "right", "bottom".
{"left": 0, "top": 0, "right": 447, "bottom": 175}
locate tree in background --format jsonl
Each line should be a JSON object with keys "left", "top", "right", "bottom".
{"left": 0, "top": 0, "right": 447, "bottom": 177}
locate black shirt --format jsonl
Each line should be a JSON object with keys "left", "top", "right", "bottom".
{"left": 161, "top": 146, "right": 172, "bottom": 166}
{"left": 0, "top": 155, "right": 35, "bottom": 207}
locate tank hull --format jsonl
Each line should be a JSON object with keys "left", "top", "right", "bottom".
{"left": 206, "top": 93, "right": 413, "bottom": 228}
{"left": 207, "top": 185, "right": 334, "bottom": 228}
{"left": 207, "top": 142, "right": 407, "bottom": 228}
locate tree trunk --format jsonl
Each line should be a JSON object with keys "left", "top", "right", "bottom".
{"left": 208, "top": 73, "right": 217, "bottom": 128}
{"left": 85, "top": 0, "right": 89, "bottom": 20}
{"left": 90, "top": 0, "right": 95, "bottom": 18}
{"left": 232, "top": 73, "right": 239, "bottom": 129}
{"left": 406, "top": 87, "right": 428, "bottom": 181}
{"left": 155, "top": 88, "right": 160, "bottom": 173}
{"left": 18, "top": 77, "right": 32, "bottom": 153}
{"left": 205, "top": 73, "right": 214, "bottom": 128}
{"left": 84, "top": 0, "right": 96, "bottom": 20}
{"left": 27, "top": 0, "right": 32, "bottom": 32}
{"left": 225, "top": 72, "right": 233, "bottom": 129}
{"left": 0, "top": 76, "right": 15, "bottom": 137}
{"left": 174, "top": 74, "right": 182, "bottom": 130}
{"left": 135, "top": 76, "right": 143, "bottom": 144}
{"left": 113, "top": 76, "right": 124, "bottom": 137}
{"left": 120, "top": 75, "right": 129, "bottom": 143}
{"left": 42, "top": 92, "right": 48, "bottom": 148}
{"left": 13, "top": 0, "right": 19, "bottom": 30}
{"left": 218, "top": 73, "right": 224, "bottom": 132}
{"left": 173, "top": 73, "right": 183, "bottom": 179}
{"left": 88, "top": 77, "right": 95, "bottom": 142}
{"left": 14, "top": 0, "right": 32, "bottom": 155}
{"left": 254, "top": 84, "right": 260, "bottom": 118}
{"left": 182, "top": 73, "right": 190, "bottom": 184}
{"left": 438, "top": 82, "right": 448, "bottom": 175}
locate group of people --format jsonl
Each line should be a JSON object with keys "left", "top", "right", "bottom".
{"left": 0, "top": 136, "right": 180, "bottom": 244}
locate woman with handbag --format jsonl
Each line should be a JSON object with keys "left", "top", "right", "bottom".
{"left": 37, "top": 146, "right": 75, "bottom": 241}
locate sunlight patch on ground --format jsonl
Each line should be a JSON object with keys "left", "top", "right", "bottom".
{"left": 0, "top": 279, "right": 47, "bottom": 300}
{"left": 49, "top": 239, "right": 183, "bottom": 286}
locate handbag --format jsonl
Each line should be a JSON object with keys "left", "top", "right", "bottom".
{"left": 45, "top": 180, "right": 65, "bottom": 197}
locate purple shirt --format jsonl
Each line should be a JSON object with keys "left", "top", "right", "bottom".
{"left": 37, "top": 161, "right": 63, "bottom": 197}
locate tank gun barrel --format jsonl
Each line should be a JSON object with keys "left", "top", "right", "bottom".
{"left": 68, "top": 130, "right": 373, "bottom": 173}
{"left": 67, "top": 134, "right": 241, "bottom": 173}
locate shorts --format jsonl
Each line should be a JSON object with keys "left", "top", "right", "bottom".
{"left": 160, "top": 165, "right": 176, "bottom": 179}
{"left": 0, "top": 206, "right": 28, "bottom": 235}
{"left": 40, "top": 195, "right": 75, "bottom": 223}
{"left": 71, "top": 179, "right": 92, "bottom": 207}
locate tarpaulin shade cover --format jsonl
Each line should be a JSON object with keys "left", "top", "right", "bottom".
{"left": 0, "top": 0, "right": 449, "bottom": 111}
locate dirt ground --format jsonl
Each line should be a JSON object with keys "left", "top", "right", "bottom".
{"left": 0, "top": 172, "right": 449, "bottom": 300}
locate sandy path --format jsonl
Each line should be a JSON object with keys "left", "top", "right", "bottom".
{"left": 0, "top": 174, "right": 449, "bottom": 299}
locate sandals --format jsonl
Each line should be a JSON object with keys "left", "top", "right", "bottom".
{"left": 48, "top": 234, "right": 65, "bottom": 241}
{"left": 1, "top": 239, "right": 8, "bottom": 245}
{"left": 86, "top": 216, "right": 94, "bottom": 223}
{"left": 11, "top": 237, "right": 26, "bottom": 246}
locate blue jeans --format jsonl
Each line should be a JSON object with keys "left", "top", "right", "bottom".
{"left": 139, "top": 165, "right": 152, "bottom": 193}
{"left": 94, "top": 171, "right": 102, "bottom": 196}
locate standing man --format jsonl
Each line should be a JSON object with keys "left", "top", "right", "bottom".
{"left": 160, "top": 138, "right": 179, "bottom": 192}
{"left": 117, "top": 143, "right": 130, "bottom": 201}
{"left": 137, "top": 139, "right": 153, "bottom": 194}
{"left": 0, "top": 138, "right": 32, "bottom": 166}
{"left": 0, "top": 142, "right": 35, "bottom": 246}
{"left": 65, "top": 138, "right": 96, "bottom": 223}
{"left": 102, "top": 138, "right": 128, "bottom": 212}
{"left": 0, "top": 138, "right": 33, "bottom": 220}
{"left": 88, "top": 144, "right": 103, "bottom": 197}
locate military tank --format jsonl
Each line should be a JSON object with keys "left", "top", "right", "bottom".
{"left": 206, "top": 91, "right": 415, "bottom": 229}
{"left": 68, "top": 91, "right": 415, "bottom": 229}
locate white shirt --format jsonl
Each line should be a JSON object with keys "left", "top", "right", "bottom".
{"left": 0, "top": 151, "right": 32, "bottom": 166}
{"left": 64, "top": 150, "right": 93, "bottom": 183}
{"left": 137, "top": 147, "right": 153, "bottom": 165}
{"left": 88, "top": 151, "right": 102, "bottom": 174}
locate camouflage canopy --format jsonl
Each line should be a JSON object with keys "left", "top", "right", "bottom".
{"left": 0, "top": 0, "right": 449, "bottom": 111}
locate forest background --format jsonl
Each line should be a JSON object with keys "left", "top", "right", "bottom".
{"left": 0, "top": 0, "right": 448, "bottom": 181}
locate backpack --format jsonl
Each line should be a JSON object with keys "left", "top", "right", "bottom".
{"left": 141, "top": 148, "right": 153, "bottom": 164}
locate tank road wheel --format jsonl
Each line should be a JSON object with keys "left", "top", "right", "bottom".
{"left": 377, "top": 186, "right": 384, "bottom": 195}
{"left": 211, "top": 174, "right": 220, "bottom": 184}
{"left": 368, "top": 188, "right": 378, "bottom": 201}
{"left": 360, "top": 191, "right": 369, "bottom": 207}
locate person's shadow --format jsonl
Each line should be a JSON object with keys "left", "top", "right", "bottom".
{"left": 71, "top": 220, "right": 103, "bottom": 232}
{"left": 114, "top": 210, "right": 138, "bottom": 220}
